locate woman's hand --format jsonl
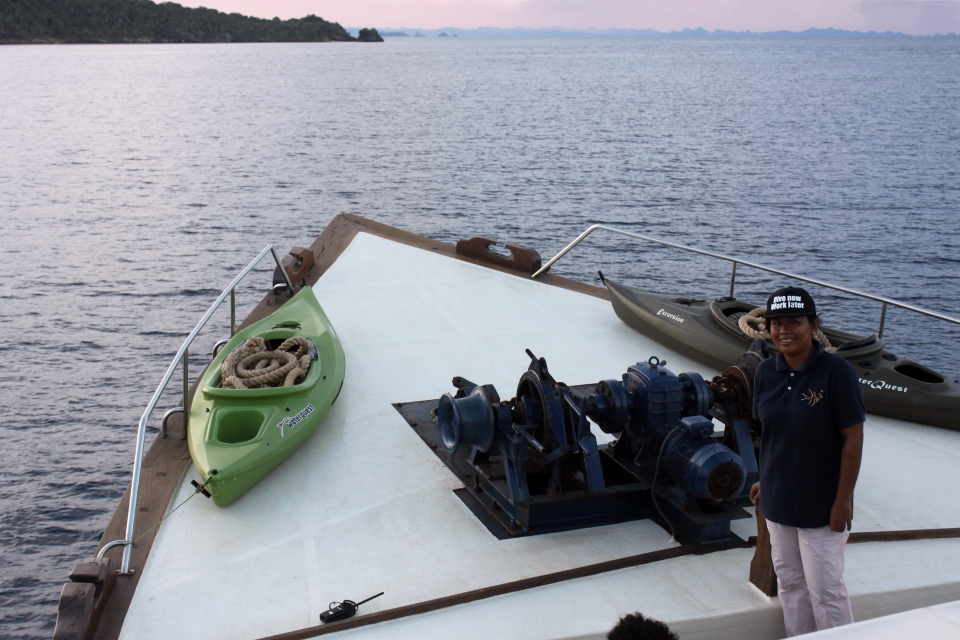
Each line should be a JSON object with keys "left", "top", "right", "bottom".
{"left": 749, "top": 482, "right": 760, "bottom": 507}
{"left": 831, "top": 424, "right": 862, "bottom": 533}
{"left": 830, "top": 497, "right": 853, "bottom": 532}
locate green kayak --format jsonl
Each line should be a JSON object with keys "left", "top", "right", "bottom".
{"left": 188, "top": 286, "right": 345, "bottom": 507}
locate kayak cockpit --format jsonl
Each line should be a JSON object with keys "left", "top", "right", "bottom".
{"left": 709, "top": 297, "right": 886, "bottom": 360}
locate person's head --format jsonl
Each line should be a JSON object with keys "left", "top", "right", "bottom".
{"left": 764, "top": 286, "right": 820, "bottom": 360}
{"left": 607, "top": 612, "right": 678, "bottom": 640}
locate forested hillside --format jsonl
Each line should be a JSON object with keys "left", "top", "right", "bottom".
{"left": 0, "top": 0, "right": 383, "bottom": 43}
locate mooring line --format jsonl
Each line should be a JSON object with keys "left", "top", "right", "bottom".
{"left": 133, "top": 480, "right": 210, "bottom": 545}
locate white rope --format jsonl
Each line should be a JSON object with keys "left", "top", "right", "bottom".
{"left": 737, "top": 307, "right": 836, "bottom": 352}
{"left": 220, "top": 337, "right": 311, "bottom": 388}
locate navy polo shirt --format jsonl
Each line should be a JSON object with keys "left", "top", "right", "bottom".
{"left": 753, "top": 342, "right": 865, "bottom": 528}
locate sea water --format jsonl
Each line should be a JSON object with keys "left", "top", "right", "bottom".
{"left": 1, "top": 37, "right": 958, "bottom": 637}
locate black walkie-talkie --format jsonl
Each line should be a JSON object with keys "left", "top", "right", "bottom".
{"left": 319, "top": 592, "right": 384, "bottom": 624}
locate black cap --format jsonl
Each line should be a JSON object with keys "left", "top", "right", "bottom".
{"left": 765, "top": 286, "right": 817, "bottom": 319}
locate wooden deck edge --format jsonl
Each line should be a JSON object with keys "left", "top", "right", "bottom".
{"left": 847, "top": 527, "right": 960, "bottom": 544}
{"left": 308, "top": 214, "right": 610, "bottom": 301}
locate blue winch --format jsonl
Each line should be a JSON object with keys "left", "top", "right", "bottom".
{"left": 432, "top": 349, "right": 763, "bottom": 545}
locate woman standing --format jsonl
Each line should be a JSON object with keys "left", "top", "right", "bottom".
{"left": 749, "top": 286, "right": 865, "bottom": 637}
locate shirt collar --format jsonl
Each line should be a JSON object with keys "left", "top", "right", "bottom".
{"left": 774, "top": 341, "right": 825, "bottom": 373}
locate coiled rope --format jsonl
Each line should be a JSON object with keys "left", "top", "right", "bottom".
{"left": 737, "top": 307, "right": 836, "bottom": 352}
{"left": 220, "top": 336, "right": 312, "bottom": 389}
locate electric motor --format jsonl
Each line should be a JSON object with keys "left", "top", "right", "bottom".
{"left": 584, "top": 357, "right": 713, "bottom": 442}
{"left": 663, "top": 416, "right": 746, "bottom": 501}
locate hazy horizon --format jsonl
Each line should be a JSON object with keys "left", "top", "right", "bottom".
{"left": 176, "top": 0, "right": 960, "bottom": 36}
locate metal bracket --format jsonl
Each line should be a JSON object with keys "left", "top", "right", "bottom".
{"left": 212, "top": 339, "right": 229, "bottom": 358}
{"left": 456, "top": 236, "right": 543, "bottom": 274}
{"left": 160, "top": 407, "right": 184, "bottom": 439}
{"left": 272, "top": 247, "right": 314, "bottom": 292}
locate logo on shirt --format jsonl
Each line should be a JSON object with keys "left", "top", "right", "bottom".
{"left": 801, "top": 389, "right": 824, "bottom": 407}
{"left": 656, "top": 309, "right": 685, "bottom": 323}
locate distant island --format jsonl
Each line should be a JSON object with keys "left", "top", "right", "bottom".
{"left": 0, "top": 0, "right": 384, "bottom": 44}
{"left": 372, "top": 26, "right": 958, "bottom": 39}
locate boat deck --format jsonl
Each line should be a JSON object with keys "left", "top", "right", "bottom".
{"left": 95, "top": 217, "right": 960, "bottom": 640}
{"left": 805, "top": 600, "right": 960, "bottom": 638}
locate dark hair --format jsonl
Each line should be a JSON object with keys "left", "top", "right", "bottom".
{"left": 764, "top": 314, "right": 818, "bottom": 332}
{"left": 607, "top": 612, "right": 678, "bottom": 640}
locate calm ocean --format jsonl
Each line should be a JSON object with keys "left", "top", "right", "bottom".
{"left": 1, "top": 36, "right": 958, "bottom": 637}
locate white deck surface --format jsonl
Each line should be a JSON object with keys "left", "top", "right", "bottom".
{"left": 804, "top": 599, "right": 960, "bottom": 638}
{"left": 121, "top": 232, "right": 960, "bottom": 640}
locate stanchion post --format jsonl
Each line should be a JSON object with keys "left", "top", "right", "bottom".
{"left": 180, "top": 349, "right": 189, "bottom": 440}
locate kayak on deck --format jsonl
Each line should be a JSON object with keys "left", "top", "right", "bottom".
{"left": 188, "top": 285, "right": 346, "bottom": 507}
{"left": 602, "top": 276, "right": 960, "bottom": 431}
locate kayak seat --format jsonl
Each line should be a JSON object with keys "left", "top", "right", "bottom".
{"left": 836, "top": 334, "right": 877, "bottom": 352}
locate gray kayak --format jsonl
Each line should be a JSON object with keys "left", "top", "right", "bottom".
{"left": 604, "top": 277, "right": 960, "bottom": 431}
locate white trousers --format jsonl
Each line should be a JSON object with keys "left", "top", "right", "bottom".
{"left": 767, "top": 520, "right": 854, "bottom": 636}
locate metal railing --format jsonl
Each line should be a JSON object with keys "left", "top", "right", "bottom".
{"left": 98, "top": 245, "right": 294, "bottom": 574}
{"left": 531, "top": 224, "right": 960, "bottom": 336}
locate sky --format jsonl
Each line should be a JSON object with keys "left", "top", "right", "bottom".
{"left": 177, "top": 0, "right": 960, "bottom": 35}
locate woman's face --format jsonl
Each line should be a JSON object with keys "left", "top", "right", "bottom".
{"left": 769, "top": 316, "right": 818, "bottom": 359}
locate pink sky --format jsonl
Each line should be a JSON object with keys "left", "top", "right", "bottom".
{"left": 179, "top": 0, "right": 960, "bottom": 35}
